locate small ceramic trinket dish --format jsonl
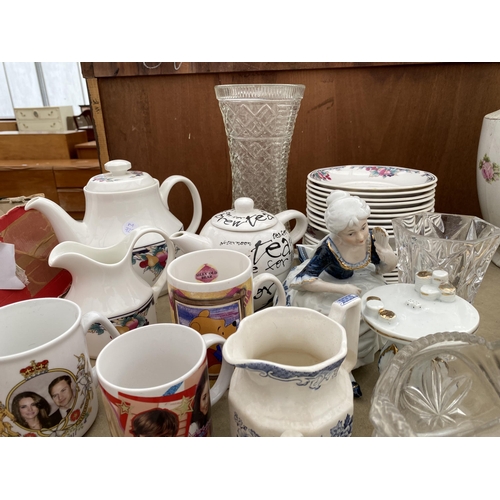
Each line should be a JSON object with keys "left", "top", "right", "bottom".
{"left": 414, "top": 270, "right": 432, "bottom": 292}
{"left": 432, "top": 269, "right": 449, "bottom": 287}
{"left": 365, "top": 298, "right": 385, "bottom": 319}
{"left": 378, "top": 309, "right": 396, "bottom": 323}
{"left": 438, "top": 282, "right": 456, "bottom": 302}
{"left": 419, "top": 284, "right": 440, "bottom": 301}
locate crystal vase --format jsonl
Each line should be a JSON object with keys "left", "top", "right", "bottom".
{"left": 215, "top": 84, "right": 305, "bottom": 215}
{"left": 392, "top": 212, "right": 500, "bottom": 303}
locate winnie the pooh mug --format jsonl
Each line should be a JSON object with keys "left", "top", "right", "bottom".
{"left": 0, "top": 298, "right": 118, "bottom": 437}
{"left": 166, "top": 249, "right": 286, "bottom": 380}
{"left": 95, "top": 323, "right": 232, "bottom": 436}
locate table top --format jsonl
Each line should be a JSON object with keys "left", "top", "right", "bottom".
{"left": 361, "top": 283, "right": 480, "bottom": 344}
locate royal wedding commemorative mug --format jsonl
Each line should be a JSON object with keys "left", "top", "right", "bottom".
{"left": 166, "top": 249, "right": 286, "bottom": 379}
{"left": 0, "top": 298, "right": 118, "bottom": 437}
{"left": 95, "top": 323, "right": 232, "bottom": 437}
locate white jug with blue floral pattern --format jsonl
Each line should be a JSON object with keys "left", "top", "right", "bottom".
{"left": 222, "top": 294, "right": 361, "bottom": 437}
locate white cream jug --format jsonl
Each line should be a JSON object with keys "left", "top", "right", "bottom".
{"left": 48, "top": 226, "right": 175, "bottom": 358}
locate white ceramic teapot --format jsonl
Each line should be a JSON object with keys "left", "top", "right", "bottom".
{"left": 48, "top": 226, "right": 175, "bottom": 358}
{"left": 169, "top": 197, "right": 308, "bottom": 310}
{"left": 25, "top": 159, "right": 202, "bottom": 290}
{"left": 222, "top": 294, "right": 361, "bottom": 437}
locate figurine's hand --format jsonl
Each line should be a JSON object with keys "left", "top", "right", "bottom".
{"left": 294, "top": 279, "right": 362, "bottom": 296}
{"left": 372, "top": 226, "right": 391, "bottom": 251}
{"left": 372, "top": 227, "right": 398, "bottom": 273}
{"left": 340, "top": 284, "right": 362, "bottom": 296}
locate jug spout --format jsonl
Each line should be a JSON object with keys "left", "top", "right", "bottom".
{"left": 25, "top": 196, "right": 87, "bottom": 243}
{"left": 48, "top": 240, "right": 104, "bottom": 285}
{"left": 169, "top": 231, "right": 212, "bottom": 254}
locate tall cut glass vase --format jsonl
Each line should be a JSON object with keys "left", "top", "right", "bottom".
{"left": 215, "top": 84, "right": 305, "bottom": 215}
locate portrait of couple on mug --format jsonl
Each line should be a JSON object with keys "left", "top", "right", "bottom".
{"left": 128, "top": 368, "right": 212, "bottom": 437}
{"left": 10, "top": 373, "right": 77, "bottom": 431}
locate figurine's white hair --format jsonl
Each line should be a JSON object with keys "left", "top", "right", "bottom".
{"left": 324, "top": 190, "right": 370, "bottom": 235}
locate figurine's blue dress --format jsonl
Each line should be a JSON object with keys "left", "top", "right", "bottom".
{"left": 280, "top": 231, "right": 386, "bottom": 369}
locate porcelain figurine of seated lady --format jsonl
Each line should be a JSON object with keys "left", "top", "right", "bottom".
{"left": 281, "top": 190, "right": 398, "bottom": 381}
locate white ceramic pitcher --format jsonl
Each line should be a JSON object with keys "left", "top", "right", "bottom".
{"left": 222, "top": 294, "right": 361, "bottom": 437}
{"left": 48, "top": 226, "right": 175, "bottom": 358}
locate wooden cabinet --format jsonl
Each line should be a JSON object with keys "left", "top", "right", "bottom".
{"left": 0, "top": 160, "right": 100, "bottom": 219}
{"left": 0, "top": 130, "right": 101, "bottom": 220}
{"left": 81, "top": 62, "right": 500, "bottom": 228}
{"left": 0, "top": 130, "right": 88, "bottom": 160}
{"left": 75, "top": 140, "right": 98, "bottom": 159}
{"left": 14, "top": 106, "right": 75, "bottom": 132}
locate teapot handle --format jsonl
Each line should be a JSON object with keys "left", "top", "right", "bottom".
{"left": 275, "top": 210, "right": 308, "bottom": 245}
{"left": 159, "top": 175, "right": 203, "bottom": 234}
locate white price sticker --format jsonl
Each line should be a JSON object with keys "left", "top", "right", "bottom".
{"left": 122, "top": 221, "right": 137, "bottom": 234}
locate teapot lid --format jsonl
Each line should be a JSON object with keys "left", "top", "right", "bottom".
{"left": 210, "top": 197, "right": 276, "bottom": 232}
{"left": 86, "top": 160, "right": 157, "bottom": 192}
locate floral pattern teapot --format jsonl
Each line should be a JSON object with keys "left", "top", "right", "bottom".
{"left": 169, "top": 197, "right": 308, "bottom": 310}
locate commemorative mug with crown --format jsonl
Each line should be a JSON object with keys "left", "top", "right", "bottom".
{"left": 0, "top": 298, "right": 119, "bottom": 437}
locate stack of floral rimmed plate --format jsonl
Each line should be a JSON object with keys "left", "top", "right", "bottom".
{"left": 304, "top": 165, "right": 438, "bottom": 284}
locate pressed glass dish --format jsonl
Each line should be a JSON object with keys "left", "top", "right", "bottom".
{"left": 370, "top": 331, "right": 500, "bottom": 437}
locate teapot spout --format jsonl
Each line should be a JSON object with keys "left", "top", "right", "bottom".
{"left": 25, "top": 196, "right": 87, "bottom": 243}
{"left": 169, "top": 231, "right": 212, "bottom": 254}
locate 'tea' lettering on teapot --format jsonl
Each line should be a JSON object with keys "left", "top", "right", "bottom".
{"left": 249, "top": 230, "right": 292, "bottom": 275}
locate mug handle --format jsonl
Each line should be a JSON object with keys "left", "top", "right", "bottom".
{"left": 253, "top": 272, "right": 287, "bottom": 307}
{"left": 201, "top": 334, "right": 234, "bottom": 405}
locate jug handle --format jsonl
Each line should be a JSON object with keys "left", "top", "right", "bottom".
{"left": 82, "top": 311, "right": 121, "bottom": 386}
{"left": 275, "top": 210, "right": 308, "bottom": 245}
{"left": 159, "top": 175, "right": 203, "bottom": 234}
{"left": 253, "top": 272, "right": 287, "bottom": 307}
{"left": 201, "top": 334, "right": 234, "bottom": 405}
{"left": 328, "top": 294, "right": 361, "bottom": 374}
{"left": 150, "top": 233, "right": 176, "bottom": 303}
{"left": 126, "top": 226, "right": 176, "bottom": 303}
